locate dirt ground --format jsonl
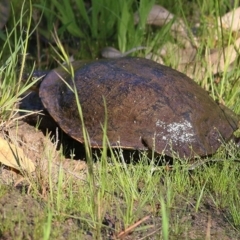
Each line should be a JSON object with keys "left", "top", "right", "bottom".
{"left": 0, "top": 119, "right": 240, "bottom": 239}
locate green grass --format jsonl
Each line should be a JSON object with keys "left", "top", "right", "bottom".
{"left": 0, "top": 0, "right": 40, "bottom": 126}
{"left": 0, "top": 0, "right": 240, "bottom": 239}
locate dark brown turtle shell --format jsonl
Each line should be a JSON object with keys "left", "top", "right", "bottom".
{"left": 39, "top": 57, "right": 239, "bottom": 158}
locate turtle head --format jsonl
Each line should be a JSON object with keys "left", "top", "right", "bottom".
{"left": 22, "top": 70, "right": 50, "bottom": 92}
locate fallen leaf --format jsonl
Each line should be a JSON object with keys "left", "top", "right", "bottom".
{"left": 0, "top": 137, "right": 35, "bottom": 172}
{"left": 207, "top": 37, "right": 240, "bottom": 74}
{"left": 160, "top": 42, "right": 197, "bottom": 65}
{"left": 134, "top": 4, "right": 174, "bottom": 26}
{"left": 101, "top": 46, "right": 147, "bottom": 59}
{"left": 218, "top": 7, "right": 240, "bottom": 32}
{"left": 134, "top": 4, "right": 197, "bottom": 48}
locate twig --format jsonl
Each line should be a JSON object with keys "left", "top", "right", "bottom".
{"left": 116, "top": 215, "right": 150, "bottom": 239}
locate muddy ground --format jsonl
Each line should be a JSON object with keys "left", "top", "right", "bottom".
{"left": 0, "top": 119, "right": 240, "bottom": 239}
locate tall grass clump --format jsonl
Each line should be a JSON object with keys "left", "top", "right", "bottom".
{"left": 34, "top": 0, "right": 158, "bottom": 57}
{"left": 0, "top": 0, "right": 39, "bottom": 128}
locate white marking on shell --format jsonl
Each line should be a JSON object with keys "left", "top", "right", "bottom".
{"left": 156, "top": 119, "right": 195, "bottom": 143}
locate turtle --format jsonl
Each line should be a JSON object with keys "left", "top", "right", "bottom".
{"left": 30, "top": 57, "right": 239, "bottom": 158}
